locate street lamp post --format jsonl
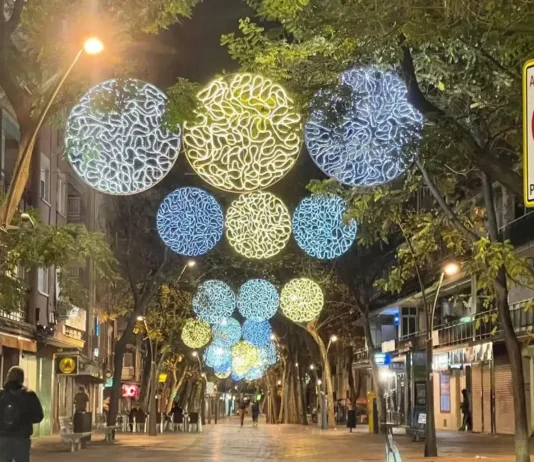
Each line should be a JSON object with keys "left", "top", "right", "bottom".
{"left": 138, "top": 316, "right": 158, "bottom": 436}
{"left": 2, "top": 37, "right": 104, "bottom": 227}
{"left": 425, "top": 261, "right": 460, "bottom": 457}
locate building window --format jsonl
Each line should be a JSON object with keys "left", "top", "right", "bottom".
{"left": 40, "top": 155, "right": 51, "bottom": 203}
{"left": 38, "top": 267, "right": 49, "bottom": 295}
{"left": 440, "top": 373, "right": 451, "bottom": 413}
{"left": 57, "top": 172, "right": 67, "bottom": 215}
{"left": 123, "top": 352, "right": 134, "bottom": 368}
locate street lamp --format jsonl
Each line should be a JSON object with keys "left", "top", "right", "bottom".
{"left": 83, "top": 37, "right": 104, "bottom": 55}
{"left": 192, "top": 351, "right": 198, "bottom": 357}
{"left": 178, "top": 260, "right": 197, "bottom": 280}
{"left": 431, "top": 261, "right": 460, "bottom": 332}
{"left": 187, "top": 260, "right": 197, "bottom": 267}
{"left": 309, "top": 364, "right": 315, "bottom": 370}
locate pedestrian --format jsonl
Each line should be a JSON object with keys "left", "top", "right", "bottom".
{"left": 128, "top": 405, "right": 138, "bottom": 432}
{"left": 135, "top": 407, "right": 147, "bottom": 433}
{"left": 171, "top": 402, "right": 183, "bottom": 431}
{"left": 238, "top": 398, "right": 248, "bottom": 427}
{"left": 460, "top": 389, "right": 472, "bottom": 431}
{"left": 251, "top": 400, "right": 260, "bottom": 427}
{"left": 0, "top": 366, "right": 44, "bottom": 462}
{"left": 74, "top": 386, "right": 89, "bottom": 413}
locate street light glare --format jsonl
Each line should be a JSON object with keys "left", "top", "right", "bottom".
{"left": 309, "top": 364, "right": 315, "bottom": 370}
{"left": 330, "top": 335, "right": 338, "bottom": 343}
{"left": 187, "top": 260, "right": 197, "bottom": 267}
{"left": 270, "top": 334, "right": 276, "bottom": 340}
{"left": 136, "top": 315, "right": 145, "bottom": 321}
{"left": 317, "top": 379, "right": 322, "bottom": 385}
{"left": 83, "top": 37, "right": 104, "bottom": 55}
{"left": 192, "top": 351, "right": 198, "bottom": 357}
{"left": 443, "top": 262, "right": 460, "bottom": 276}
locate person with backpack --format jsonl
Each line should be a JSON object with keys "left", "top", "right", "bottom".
{"left": 0, "top": 366, "right": 44, "bottom": 462}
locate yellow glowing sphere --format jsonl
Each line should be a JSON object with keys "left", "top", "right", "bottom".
{"left": 226, "top": 191, "right": 291, "bottom": 259}
{"left": 184, "top": 73, "right": 302, "bottom": 193}
{"left": 280, "top": 278, "right": 324, "bottom": 323}
{"left": 215, "top": 370, "right": 231, "bottom": 379}
{"left": 231, "top": 341, "right": 260, "bottom": 376}
{"left": 181, "top": 318, "right": 212, "bottom": 349}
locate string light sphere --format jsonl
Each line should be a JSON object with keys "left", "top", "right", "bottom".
{"left": 231, "top": 341, "right": 260, "bottom": 376}
{"left": 280, "top": 278, "right": 324, "bottom": 322}
{"left": 242, "top": 320, "right": 272, "bottom": 348}
{"left": 258, "top": 342, "right": 278, "bottom": 367}
{"left": 193, "top": 280, "right": 236, "bottom": 324}
{"left": 212, "top": 318, "right": 242, "bottom": 347}
{"left": 156, "top": 187, "right": 223, "bottom": 256}
{"left": 181, "top": 318, "right": 212, "bottom": 349}
{"left": 293, "top": 195, "right": 357, "bottom": 259}
{"left": 237, "top": 279, "right": 279, "bottom": 321}
{"left": 204, "top": 343, "right": 232, "bottom": 369}
{"left": 226, "top": 192, "right": 291, "bottom": 259}
{"left": 245, "top": 366, "right": 266, "bottom": 381}
{"left": 184, "top": 73, "right": 302, "bottom": 193}
{"left": 305, "top": 66, "right": 423, "bottom": 187}
{"left": 215, "top": 368, "right": 232, "bottom": 380}
{"left": 232, "top": 371, "right": 245, "bottom": 382}
{"left": 66, "top": 78, "right": 181, "bottom": 195}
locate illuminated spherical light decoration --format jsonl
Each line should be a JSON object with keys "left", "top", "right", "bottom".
{"left": 245, "top": 366, "right": 266, "bottom": 381}
{"left": 258, "top": 342, "right": 278, "bottom": 367}
{"left": 181, "top": 318, "right": 212, "bottom": 349}
{"left": 156, "top": 187, "right": 223, "bottom": 257}
{"left": 184, "top": 73, "right": 302, "bottom": 193}
{"left": 226, "top": 192, "right": 291, "bottom": 259}
{"left": 193, "top": 280, "right": 235, "bottom": 324}
{"left": 305, "top": 66, "right": 423, "bottom": 187}
{"left": 232, "top": 371, "right": 245, "bottom": 382}
{"left": 215, "top": 368, "right": 232, "bottom": 379}
{"left": 242, "top": 320, "right": 272, "bottom": 348}
{"left": 280, "top": 278, "right": 324, "bottom": 322}
{"left": 66, "top": 78, "right": 181, "bottom": 195}
{"left": 293, "top": 195, "right": 357, "bottom": 259}
{"left": 212, "top": 318, "right": 242, "bottom": 347}
{"left": 204, "top": 343, "right": 232, "bottom": 369}
{"left": 237, "top": 279, "right": 279, "bottom": 321}
{"left": 231, "top": 341, "right": 260, "bottom": 376}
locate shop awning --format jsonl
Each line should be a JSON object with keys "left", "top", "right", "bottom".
{"left": 0, "top": 332, "right": 37, "bottom": 353}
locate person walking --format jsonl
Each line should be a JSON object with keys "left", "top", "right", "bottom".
{"left": 170, "top": 402, "right": 183, "bottom": 431}
{"left": 128, "top": 405, "right": 138, "bottom": 432}
{"left": 460, "top": 389, "right": 472, "bottom": 431}
{"left": 238, "top": 398, "right": 248, "bottom": 427}
{"left": 251, "top": 401, "right": 260, "bottom": 427}
{"left": 0, "top": 366, "right": 44, "bottom": 462}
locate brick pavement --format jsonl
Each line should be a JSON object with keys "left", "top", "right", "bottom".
{"left": 31, "top": 417, "right": 534, "bottom": 461}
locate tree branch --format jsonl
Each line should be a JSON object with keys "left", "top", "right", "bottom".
{"left": 6, "top": 0, "right": 24, "bottom": 37}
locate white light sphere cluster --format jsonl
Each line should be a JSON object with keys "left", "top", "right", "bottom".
{"left": 156, "top": 187, "right": 223, "bottom": 257}
{"left": 204, "top": 344, "right": 232, "bottom": 369}
{"left": 231, "top": 341, "right": 260, "bottom": 376}
{"left": 237, "top": 279, "right": 279, "bottom": 321}
{"left": 66, "top": 78, "right": 181, "bottom": 195}
{"left": 293, "top": 195, "right": 357, "bottom": 259}
{"left": 212, "top": 318, "right": 241, "bottom": 347}
{"left": 242, "top": 320, "right": 272, "bottom": 348}
{"left": 193, "top": 280, "right": 235, "bottom": 324}
{"left": 184, "top": 73, "right": 302, "bottom": 193}
{"left": 305, "top": 66, "right": 423, "bottom": 187}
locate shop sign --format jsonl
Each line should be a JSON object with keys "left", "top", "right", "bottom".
{"left": 121, "top": 384, "right": 140, "bottom": 398}
{"left": 374, "top": 353, "right": 391, "bottom": 366}
{"left": 56, "top": 356, "right": 78, "bottom": 375}
{"left": 433, "top": 353, "right": 449, "bottom": 371}
{"left": 158, "top": 373, "right": 168, "bottom": 383}
{"left": 523, "top": 58, "right": 534, "bottom": 207}
{"left": 389, "top": 362, "right": 405, "bottom": 372}
{"left": 105, "top": 378, "right": 113, "bottom": 388}
{"left": 206, "top": 382, "right": 215, "bottom": 395}
{"left": 449, "top": 342, "right": 493, "bottom": 366}
{"left": 381, "top": 339, "right": 396, "bottom": 353}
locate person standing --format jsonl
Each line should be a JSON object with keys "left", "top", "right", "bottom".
{"left": 74, "top": 386, "right": 89, "bottom": 413}
{"left": 251, "top": 401, "right": 260, "bottom": 427}
{"left": 0, "top": 366, "right": 44, "bottom": 462}
{"left": 460, "top": 389, "right": 472, "bottom": 431}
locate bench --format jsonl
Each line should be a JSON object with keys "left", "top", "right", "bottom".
{"left": 61, "top": 431, "right": 93, "bottom": 452}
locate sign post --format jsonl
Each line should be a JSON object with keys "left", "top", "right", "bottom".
{"left": 523, "top": 59, "right": 534, "bottom": 206}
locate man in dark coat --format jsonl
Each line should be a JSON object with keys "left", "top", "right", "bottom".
{"left": 0, "top": 366, "right": 44, "bottom": 462}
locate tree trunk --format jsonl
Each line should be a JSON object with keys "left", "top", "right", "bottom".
{"left": 108, "top": 340, "right": 127, "bottom": 426}
{"left": 166, "top": 364, "right": 189, "bottom": 413}
{"left": 297, "top": 352, "right": 309, "bottom": 425}
{"left": 278, "top": 358, "right": 287, "bottom": 423}
{"left": 148, "top": 361, "right": 157, "bottom": 436}
{"left": 139, "top": 343, "right": 152, "bottom": 411}
{"left": 307, "top": 326, "right": 336, "bottom": 428}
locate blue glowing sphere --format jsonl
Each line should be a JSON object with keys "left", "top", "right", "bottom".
{"left": 245, "top": 366, "right": 265, "bottom": 381}
{"left": 237, "top": 279, "right": 279, "bottom": 321}
{"left": 293, "top": 195, "right": 357, "bottom": 259}
{"left": 305, "top": 66, "right": 423, "bottom": 187}
{"left": 212, "top": 318, "right": 242, "bottom": 347}
{"left": 156, "top": 187, "right": 223, "bottom": 257}
{"left": 258, "top": 342, "right": 278, "bottom": 367}
{"left": 232, "top": 371, "right": 245, "bottom": 382}
{"left": 242, "top": 320, "right": 272, "bottom": 348}
{"left": 204, "top": 343, "right": 232, "bottom": 369}
{"left": 193, "top": 280, "right": 235, "bottom": 324}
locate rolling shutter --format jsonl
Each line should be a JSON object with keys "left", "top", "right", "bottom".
{"left": 494, "top": 362, "right": 514, "bottom": 434}
{"left": 472, "top": 364, "right": 483, "bottom": 432}
{"left": 482, "top": 363, "right": 492, "bottom": 433}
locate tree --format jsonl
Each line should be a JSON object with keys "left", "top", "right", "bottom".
{"left": 0, "top": 0, "right": 201, "bottom": 228}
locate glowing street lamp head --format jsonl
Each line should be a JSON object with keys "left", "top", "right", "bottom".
{"left": 136, "top": 315, "right": 145, "bottom": 322}
{"left": 83, "top": 37, "right": 104, "bottom": 55}
{"left": 310, "top": 364, "right": 315, "bottom": 370}
{"left": 192, "top": 351, "right": 198, "bottom": 357}
{"left": 330, "top": 335, "right": 338, "bottom": 343}
{"left": 443, "top": 261, "right": 460, "bottom": 276}
{"left": 187, "top": 260, "right": 197, "bottom": 267}
{"left": 184, "top": 73, "right": 302, "bottom": 193}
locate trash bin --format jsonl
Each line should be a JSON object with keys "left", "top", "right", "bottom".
{"left": 74, "top": 411, "right": 92, "bottom": 444}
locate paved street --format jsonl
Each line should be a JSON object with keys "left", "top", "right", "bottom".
{"left": 32, "top": 417, "right": 534, "bottom": 461}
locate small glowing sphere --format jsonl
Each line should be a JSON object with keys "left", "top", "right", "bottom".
{"left": 242, "top": 320, "right": 272, "bottom": 348}
{"left": 258, "top": 342, "right": 278, "bottom": 367}
{"left": 193, "top": 280, "right": 235, "bottom": 324}
{"left": 204, "top": 343, "right": 232, "bottom": 369}
{"left": 237, "top": 279, "right": 279, "bottom": 321}
{"left": 157, "top": 187, "right": 223, "bottom": 257}
{"left": 215, "top": 368, "right": 232, "bottom": 379}
{"left": 66, "top": 78, "right": 181, "bottom": 195}
{"left": 226, "top": 192, "right": 291, "bottom": 259}
{"left": 245, "top": 366, "right": 266, "bottom": 381}
{"left": 184, "top": 73, "right": 302, "bottom": 193}
{"left": 305, "top": 66, "right": 423, "bottom": 187}
{"left": 231, "top": 341, "right": 260, "bottom": 376}
{"left": 212, "top": 318, "right": 242, "bottom": 347}
{"left": 181, "top": 318, "right": 211, "bottom": 349}
{"left": 293, "top": 195, "right": 357, "bottom": 259}
{"left": 280, "top": 278, "right": 324, "bottom": 322}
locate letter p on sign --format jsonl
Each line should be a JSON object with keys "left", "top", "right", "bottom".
{"left": 523, "top": 59, "right": 534, "bottom": 207}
